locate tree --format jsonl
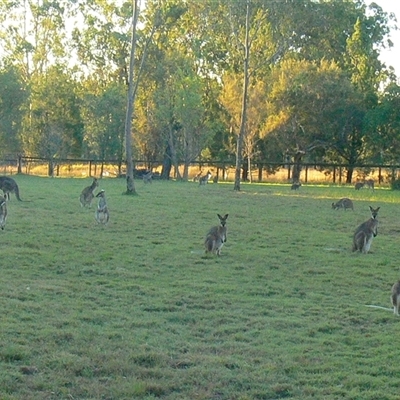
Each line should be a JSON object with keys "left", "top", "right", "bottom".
{"left": 81, "top": 82, "right": 126, "bottom": 174}
{"left": 0, "top": 65, "right": 28, "bottom": 156}
{"left": 21, "top": 65, "right": 83, "bottom": 174}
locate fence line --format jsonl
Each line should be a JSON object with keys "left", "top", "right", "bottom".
{"left": 0, "top": 156, "right": 399, "bottom": 184}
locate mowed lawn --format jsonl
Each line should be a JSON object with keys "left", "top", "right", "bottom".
{"left": 1, "top": 175, "right": 400, "bottom": 400}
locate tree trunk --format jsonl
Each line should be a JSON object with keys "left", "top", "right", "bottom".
{"left": 124, "top": 0, "right": 139, "bottom": 195}
{"left": 234, "top": 0, "right": 250, "bottom": 192}
{"left": 247, "top": 154, "right": 252, "bottom": 183}
{"left": 292, "top": 150, "right": 305, "bottom": 183}
{"left": 168, "top": 128, "right": 181, "bottom": 180}
{"left": 346, "top": 167, "right": 354, "bottom": 184}
{"left": 161, "top": 144, "right": 172, "bottom": 180}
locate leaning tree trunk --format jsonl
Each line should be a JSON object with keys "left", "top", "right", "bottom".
{"left": 124, "top": 0, "right": 139, "bottom": 195}
{"left": 234, "top": 0, "right": 250, "bottom": 192}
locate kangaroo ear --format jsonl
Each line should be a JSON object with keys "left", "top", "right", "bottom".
{"left": 217, "top": 213, "right": 222, "bottom": 219}
{"left": 224, "top": 214, "right": 229, "bottom": 219}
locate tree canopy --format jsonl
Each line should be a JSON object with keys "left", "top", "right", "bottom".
{"left": 0, "top": 0, "right": 399, "bottom": 182}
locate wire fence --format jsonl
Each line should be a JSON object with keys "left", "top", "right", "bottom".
{"left": 0, "top": 156, "right": 399, "bottom": 185}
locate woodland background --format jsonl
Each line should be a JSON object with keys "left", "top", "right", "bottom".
{"left": 1, "top": 0, "right": 400, "bottom": 184}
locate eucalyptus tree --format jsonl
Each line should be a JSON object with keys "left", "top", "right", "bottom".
{"left": 220, "top": 73, "right": 267, "bottom": 182}
{"left": 264, "top": 59, "right": 365, "bottom": 182}
{"left": 81, "top": 82, "right": 126, "bottom": 173}
{"left": 0, "top": 0, "right": 70, "bottom": 79}
{"left": 0, "top": 65, "right": 28, "bottom": 156}
{"left": 21, "top": 65, "right": 83, "bottom": 174}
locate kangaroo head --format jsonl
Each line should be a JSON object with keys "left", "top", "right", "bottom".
{"left": 96, "top": 189, "right": 105, "bottom": 198}
{"left": 217, "top": 214, "right": 229, "bottom": 227}
{"left": 369, "top": 206, "right": 380, "bottom": 219}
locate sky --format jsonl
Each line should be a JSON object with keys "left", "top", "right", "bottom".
{"left": 375, "top": 0, "right": 400, "bottom": 76}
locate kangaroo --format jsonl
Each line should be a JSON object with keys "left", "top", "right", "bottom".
{"left": 352, "top": 206, "right": 380, "bottom": 254}
{"left": 0, "top": 176, "right": 22, "bottom": 201}
{"left": 142, "top": 171, "right": 152, "bottom": 184}
{"left": 204, "top": 214, "right": 228, "bottom": 256}
{"left": 199, "top": 171, "right": 212, "bottom": 186}
{"left": 332, "top": 198, "right": 354, "bottom": 211}
{"left": 391, "top": 281, "right": 400, "bottom": 316}
{"left": 193, "top": 171, "right": 203, "bottom": 182}
{"left": 354, "top": 182, "right": 364, "bottom": 190}
{"left": 80, "top": 178, "right": 98, "bottom": 208}
{"left": 291, "top": 182, "right": 301, "bottom": 190}
{"left": 95, "top": 189, "right": 109, "bottom": 224}
{"left": 365, "top": 179, "right": 375, "bottom": 190}
{"left": 0, "top": 195, "right": 7, "bottom": 230}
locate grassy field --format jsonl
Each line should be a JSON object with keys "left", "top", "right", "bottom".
{"left": 1, "top": 175, "right": 400, "bottom": 400}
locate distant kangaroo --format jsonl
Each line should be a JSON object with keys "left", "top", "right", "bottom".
{"left": 80, "top": 178, "right": 98, "bottom": 208}
{"left": 354, "top": 182, "right": 364, "bottom": 190}
{"left": 391, "top": 281, "right": 400, "bottom": 316}
{"left": 199, "top": 171, "right": 212, "bottom": 186}
{"left": 95, "top": 189, "right": 109, "bottom": 225}
{"left": 142, "top": 171, "right": 152, "bottom": 184}
{"left": 352, "top": 206, "right": 380, "bottom": 254}
{"left": 332, "top": 198, "right": 354, "bottom": 211}
{"left": 365, "top": 179, "right": 375, "bottom": 190}
{"left": 291, "top": 182, "right": 301, "bottom": 190}
{"left": 0, "top": 195, "right": 7, "bottom": 230}
{"left": 204, "top": 213, "right": 228, "bottom": 256}
{"left": 0, "top": 176, "right": 22, "bottom": 201}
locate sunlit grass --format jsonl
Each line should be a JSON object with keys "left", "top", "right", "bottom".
{"left": 1, "top": 175, "right": 400, "bottom": 399}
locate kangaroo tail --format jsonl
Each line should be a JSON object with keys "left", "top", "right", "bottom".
{"left": 15, "top": 184, "right": 22, "bottom": 201}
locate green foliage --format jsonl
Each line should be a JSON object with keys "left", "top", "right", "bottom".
{"left": 1, "top": 175, "right": 400, "bottom": 399}
{"left": 390, "top": 178, "right": 400, "bottom": 190}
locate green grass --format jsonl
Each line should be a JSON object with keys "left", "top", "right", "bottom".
{"left": 1, "top": 175, "right": 400, "bottom": 399}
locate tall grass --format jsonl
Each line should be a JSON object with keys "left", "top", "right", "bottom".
{"left": 1, "top": 175, "right": 400, "bottom": 399}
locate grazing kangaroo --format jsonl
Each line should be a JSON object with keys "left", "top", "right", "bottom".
{"left": 80, "top": 178, "right": 98, "bottom": 208}
{"left": 142, "top": 171, "right": 152, "bottom": 184}
{"left": 199, "top": 171, "right": 212, "bottom": 186}
{"left": 0, "top": 176, "right": 22, "bottom": 201}
{"left": 95, "top": 190, "right": 109, "bottom": 225}
{"left": 354, "top": 182, "right": 364, "bottom": 190}
{"left": 391, "top": 281, "right": 400, "bottom": 316}
{"left": 365, "top": 179, "right": 375, "bottom": 190}
{"left": 204, "top": 214, "right": 228, "bottom": 256}
{"left": 352, "top": 206, "right": 380, "bottom": 254}
{"left": 291, "top": 182, "right": 301, "bottom": 190}
{"left": 332, "top": 198, "right": 354, "bottom": 211}
{"left": 0, "top": 195, "right": 7, "bottom": 230}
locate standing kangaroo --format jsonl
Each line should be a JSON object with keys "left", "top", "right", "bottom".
{"left": 0, "top": 176, "right": 22, "bottom": 201}
{"left": 199, "top": 171, "right": 212, "bottom": 186}
{"left": 204, "top": 214, "right": 228, "bottom": 256}
{"left": 0, "top": 195, "right": 7, "bottom": 230}
{"left": 80, "top": 178, "right": 98, "bottom": 208}
{"left": 352, "top": 206, "right": 380, "bottom": 254}
{"left": 391, "top": 281, "right": 400, "bottom": 316}
{"left": 365, "top": 179, "right": 375, "bottom": 190}
{"left": 95, "top": 190, "right": 109, "bottom": 225}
